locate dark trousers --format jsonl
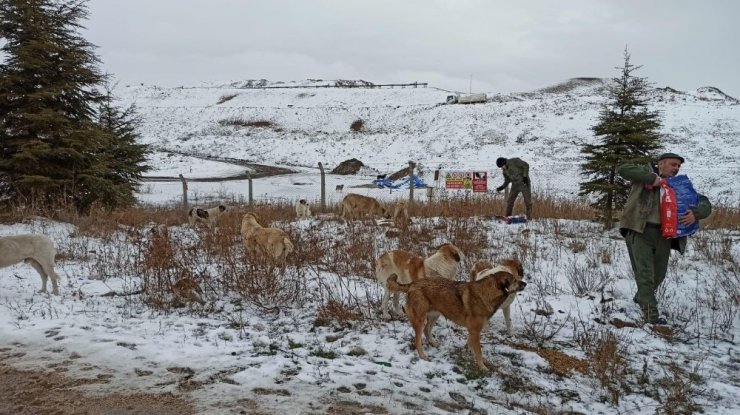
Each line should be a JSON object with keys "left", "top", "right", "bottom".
{"left": 624, "top": 226, "right": 672, "bottom": 320}
{"left": 505, "top": 182, "right": 533, "bottom": 218}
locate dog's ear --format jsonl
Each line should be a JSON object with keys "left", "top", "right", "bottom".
{"left": 451, "top": 250, "right": 461, "bottom": 263}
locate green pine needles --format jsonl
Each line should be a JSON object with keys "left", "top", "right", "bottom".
{"left": 0, "top": 0, "right": 150, "bottom": 212}
{"left": 579, "top": 48, "right": 663, "bottom": 228}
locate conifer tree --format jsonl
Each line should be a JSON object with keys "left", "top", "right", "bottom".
{"left": 92, "top": 83, "right": 150, "bottom": 208}
{"left": 579, "top": 48, "right": 662, "bottom": 228}
{"left": 0, "top": 0, "right": 149, "bottom": 211}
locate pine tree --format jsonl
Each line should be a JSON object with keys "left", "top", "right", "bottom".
{"left": 95, "top": 82, "right": 151, "bottom": 208}
{"left": 0, "top": 0, "right": 149, "bottom": 211}
{"left": 579, "top": 48, "right": 662, "bottom": 228}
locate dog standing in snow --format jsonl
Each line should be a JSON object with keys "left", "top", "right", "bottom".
{"left": 295, "top": 199, "right": 311, "bottom": 218}
{"left": 0, "top": 234, "right": 61, "bottom": 295}
{"left": 188, "top": 204, "right": 227, "bottom": 227}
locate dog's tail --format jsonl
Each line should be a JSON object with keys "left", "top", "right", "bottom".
{"left": 386, "top": 274, "right": 410, "bottom": 293}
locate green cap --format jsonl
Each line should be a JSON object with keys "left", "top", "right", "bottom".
{"left": 658, "top": 153, "right": 685, "bottom": 163}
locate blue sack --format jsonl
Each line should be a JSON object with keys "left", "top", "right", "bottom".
{"left": 665, "top": 175, "right": 700, "bottom": 238}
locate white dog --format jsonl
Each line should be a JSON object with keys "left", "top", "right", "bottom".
{"left": 295, "top": 199, "right": 311, "bottom": 218}
{"left": 188, "top": 204, "right": 227, "bottom": 226}
{"left": 375, "top": 243, "right": 463, "bottom": 319}
{"left": 0, "top": 234, "right": 61, "bottom": 295}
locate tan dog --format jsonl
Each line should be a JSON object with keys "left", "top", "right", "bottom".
{"left": 0, "top": 234, "right": 61, "bottom": 295}
{"left": 241, "top": 213, "right": 294, "bottom": 271}
{"left": 388, "top": 272, "right": 526, "bottom": 370}
{"left": 375, "top": 243, "right": 463, "bottom": 319}
{"left": 392, "top": 200, "right": 410, "bottom": 224}
{"left": 340, "top": 193, "right": 389, "bottom": 222}
{"left": 471, "top": 259, "right": 525, "bottom": 335}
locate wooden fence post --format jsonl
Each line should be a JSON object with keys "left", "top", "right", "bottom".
{"left": 179, "top": 174, "right": 188, "bottom": 211}
{"left": 247, "top": 173, "right": 253, "bottom": 207}
{"left": 429, "top": 168, "right": 440, "bottom": 202}
{"left": 408, "top": 161, "right": 416, "bottom": 203}
{"left": 318, "top": 162, "right": 326, "bottom": 210}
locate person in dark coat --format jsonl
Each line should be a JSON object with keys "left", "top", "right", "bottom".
{"left": 495, "top": 157, "right": 532, "bottom": 219}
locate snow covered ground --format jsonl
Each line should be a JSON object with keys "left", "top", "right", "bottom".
{"left": 124, "top": 78, "right": 740, "bottom": 204}
{"left": 1, "top": 210, "right": 738, "bottom": 413}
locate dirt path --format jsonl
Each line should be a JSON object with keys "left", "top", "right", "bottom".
{"left": 0, "top": 362, "right": 196, "bottom": 415}
{"left": 141, "top": 152, "right": 296, "bottom": 182}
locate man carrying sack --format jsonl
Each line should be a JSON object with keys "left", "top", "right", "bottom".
{"left": 617, "top": 153, "right": 712, "bottom": 325}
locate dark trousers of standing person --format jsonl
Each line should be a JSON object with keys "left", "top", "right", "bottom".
{"left": 624, "top": 224, "right": 671, "bottom": 322}
{"left": 505, "top": 182, "right": 533, "bottom": 218}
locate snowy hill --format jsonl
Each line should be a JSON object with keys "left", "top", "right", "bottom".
{"left": 119, "top": 78, "right": 740, "bottom": 202}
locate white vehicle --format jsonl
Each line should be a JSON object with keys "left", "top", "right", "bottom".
{"left": 446, "top": 93, "right": 487, "bottom": 104}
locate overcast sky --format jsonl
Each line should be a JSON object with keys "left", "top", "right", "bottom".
{"left": 84, "top": 0, "right": 739, "bottom": 97}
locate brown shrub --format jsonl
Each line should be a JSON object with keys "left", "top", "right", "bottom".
{"left": 219, "top": 118, "right": 275, "bottom": 129}
{"left": 314, "top": 299, "right": 363, "bottom": 327}
{"left": 587, "top": 331, "right": 629, "bottom": 405}
{"left": 350, "top": 119, "right": 364, "bottom": 132}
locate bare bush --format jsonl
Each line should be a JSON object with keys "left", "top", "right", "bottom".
{"left": 350, "top": 119, "right": 364, "bottom": 132}
{"left": 519, "top": 303, "right": 569, "bottom": 347}
{"left": 656, "top": 363, "right": 705, "bottom": 414}
{"left": 219, "top": 118, "right": 276, "bottom": 129}
{"left": 566, "top": 261, "right": 613, "bottom": 297}
{"left": 586, "top": 331, "right": 629, "bottom": 404}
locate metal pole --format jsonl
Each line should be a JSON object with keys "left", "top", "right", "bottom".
{"left": 179, "top": 174, "right": 188, "bottom": 211}
{"left": 247, "top": 173, "right": 253, "bottom": 207}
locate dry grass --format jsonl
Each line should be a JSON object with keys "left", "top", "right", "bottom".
{"left": 586, "top": 331, "right": 629, "bottom": 404}
{"left": 218, "top": 119, "right": 277, "bottom": 129}
{"left": 1, "top": 191, "right": 735, "bottom": 413}
{"left": 314, "top": 299, "right": 363, "bottom": 327}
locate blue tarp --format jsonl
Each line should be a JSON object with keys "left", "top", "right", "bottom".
{"left": 665, "top": 174, "right": 700, "bottom": 238}
{"left": 372, "top": 175, "right": 428, "bottom": 189}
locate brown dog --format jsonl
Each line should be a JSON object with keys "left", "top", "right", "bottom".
{"left": 375, "top": 243, "right": 463, "bottom": 319}
{"left": 388, "top": 271, "right": 526, "bottom": 370}
{"left": 339, "top": 193, "right": 389, "bottom": 222}
{"left": 172, "top": 277, "right": 205, "bottom": 305}
{"left": 471, "top": 259, "right": 524, "bottom": 335}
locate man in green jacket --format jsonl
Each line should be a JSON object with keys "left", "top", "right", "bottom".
{"left": 495, "top": 157, "right": 533, "bottom": 219}
{"left": 617, "top": 153, "right": 712, "bottom": 325}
